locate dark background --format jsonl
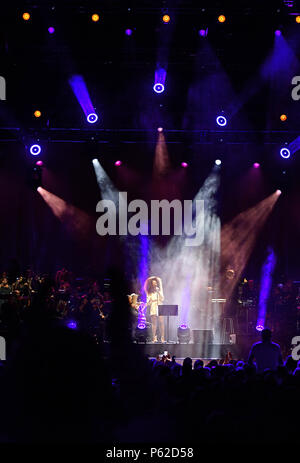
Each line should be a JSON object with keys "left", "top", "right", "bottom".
{"left": 0, "top": 0, "right": 299, "bottom": 280}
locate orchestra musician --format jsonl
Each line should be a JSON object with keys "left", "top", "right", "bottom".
{"left": 144, "top": 276, "right": 165, "bottom": 343}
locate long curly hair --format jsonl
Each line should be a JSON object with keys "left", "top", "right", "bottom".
{"left": 144, "top": 276, "right": 161, "bottom": 295}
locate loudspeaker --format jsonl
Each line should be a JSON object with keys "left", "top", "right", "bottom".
{"left": 192, "top": 329, "right": 213, "bottom": 344}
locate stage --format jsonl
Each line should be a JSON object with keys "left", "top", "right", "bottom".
{"left": 128, "top": 336, "right": 260, "bottom": 360}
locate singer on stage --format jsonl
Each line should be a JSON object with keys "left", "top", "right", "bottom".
{"left": 144, "top": 276, "right": 165, "bottom": 343}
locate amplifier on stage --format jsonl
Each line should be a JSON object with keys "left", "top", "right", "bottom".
{"left": 192, "top": 329, "right": 214, "bottom": 344}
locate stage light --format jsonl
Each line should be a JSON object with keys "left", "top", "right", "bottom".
{"left": 181, "top": 162, "right": 188, "bottom": 168}
{"left": 157, "top": 127, "right": 163, "bottom": 132}
{"left": 34, "top": 110, "right": 41, "bottom": 118}
{"left": 162, "top": 14, "right": 170, "bottom": 23}
{"left": 218, "top": 15, "right": 226, "bottom": 23}
{"left": 256, "top": 324, "right": 264, "bottom": 332}
{"left": 216, "top": 115, "right": 227, "bottom": 126}
{"left": 253, "top": 162, "right": 260, "bottom": 168}
{"left": 198, "top": 29, "right": 207, "bottom": 37}
{"left": 275, "top": 30, "right": 281, "bottom": 36}
{"left": 22, "top": 12, "right": 30, "bottom": 21}
{"left": 280, "top": 147, "right": 291, "bottom": 158}
{"left": 66, "top": 320, "right": 77, "bottom": 330}
{"left": 125, "top": 28, "right": 132, "bottom": 36}
{"left": 215, "top": 159, "right": 222, "bottom": 166}
{"left": 153, "top": 68, "right": 166, "bottom": 94}
{"left": 177, "top": 325, "right": 191, "bottom": 344}
{"left": 296, "top": 15, "right": 300, "bottom": 23}
{"left": 153, "top": 83, "right": 164, "bottom": 93}
{"left": 115, "top": 160, "right": 122, "bottom": 166}
{"left": 48, "top": 27, "right": 55, "bottom": 34}
{"left": 280, "top": 114, "right": 287, "bottom": 121}
{"left": 29, "top": 144, "right": 41, "bottom": 156}
{"left": 36, "top": 160, "right": 43, "bottom": 166}
{"left": 87, "top": 113, "right": 98, "bottom": 124}
{"left": 276, "top": 189, "right": 282, "bottom": 195}
{"left": 92, "top": 14, "right": 100, "bottom": 22}
{"left": 135, "top": 325, "right": 150, "bottom": 342}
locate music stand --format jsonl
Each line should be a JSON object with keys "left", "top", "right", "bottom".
{"left": 158, "top": 305, "right": 178, "bottom": 343}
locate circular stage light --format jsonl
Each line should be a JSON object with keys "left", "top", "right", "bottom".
{"left": 153, "top": 83, "right": 165, "bottom": 93}
{"left": 181, "top": 162, "right": 188, "bottom": 168}
{"left": 218, "top": 15, "right": 226, "bottom": 23}
{"left": 256, "top": 324, "right": 264, "bottom": 332}
{"left": 216, "top": 115, "right": 227, "bottom": 126}
{"left": 198, "top": 29, "right": 207, "bottom": 37}
{"left": 280, "top": 114, "right": 287, "bottom": 121}
{"left": 253, "top": 162, "right": 260, "bottom": 168}
{"left": 115, "top": 160, "right": 122, "bottom": 166}
{"left": 66, "top": 320, "right": 77, "bottom": 330}
{"left": 87, "top": 113, "right": 98, "bottom": 124}
{"left": 296, "top": 16, "right": 300, "bottom": 24}
{"left": 34, "top": 110, "right": 41, "bottom": 118}
{"left": 125, "top": 29, "right": 132, "bottom": 36}
{"left": 30, "top": 144, "right": 41, "bottom": 156}
{"left": 157, "top": 127, "right": 163, "bottom": 132}
{"left": 162, "top": 14, "right": 170, "bottom": 23}
{"left": 92, "top": 14, "right": 100, "bottom": 22}
{"left": 275, "top": 30, "right": 281, "bottom": 36}
{"left": 48, "top": 26, "right": 55, "bottom": 34}
{"left": 135, "top": 325, "right": 150, "bottom": 342}
{"left": 215, "top": 159, "right": 222, "bottom": 166}
{"left": 177, "top": 325, "right": 191, "bottom": 344}
{"left": 280, "top": 147, "right": 291, "bottom": 159}
{"left": 36, "top": 160, "right": 43, "bottom": 166}
{"left": 22, "top": 12, "right": 31, "bottom": 21}
{"left": 276, "top": 189, "right": 282, "bottom": 195}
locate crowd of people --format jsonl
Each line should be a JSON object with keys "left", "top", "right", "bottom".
{"left": 0, "top": 268, "right": 114, "bottom": 339}
{"left": 0, "top": 314, "right": 299, "bottom": 443}
{"left": 0, "top": 268, "right": 299, "bottom": 443}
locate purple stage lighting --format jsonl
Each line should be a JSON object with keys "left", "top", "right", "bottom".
{"left": 181, "top": 162, "right": 188, "bottom": 168}
{"left": 215, "top": 159, "right": 222, "bottom": 166}
{"left": 69, "top": 75, "right": 97, "bottom": 121}
{"left": 256, "top": 324, "right": 264, "bottom": 332}
{"left": 157, "top": 127, "right": 163, "bottom": 132}
{"left": 216, "top": 115, "right": 227, "bottom": 126}
{"left": 137, "top": 323, "right": 146, "bottom": 330}
{"left": 66, "top": 320, "right": 77, "bottom": 330}
{"left": 280, "top": 147, "right": 291, "bottom": 158}
{"left": 153, "top": 83, "right": 164, "bottom": 93}
{"left": 256, "top": 247, "right": 276, "bottom": 335}
{"left": 125, "top": 28, "right": 132, "bottom": 36}
{"left": 275, "top": 30, "right": 281, "bottom": 36}
{"left": 153, "top": 68, "right": 166, "bottom": 93}
{"left": 87, "top": 113, "right": 98, "bottom": 124}
{"left": 36, "top": 160, "right": 43, "bottom": 166}
{"left": 198, "top": 29, "right": 207, "bottom": 37}
{"left": 115, "top": 160, "right": 122, "bottom": 166}
{"left": 253, "top": 162, "right": 260, "bottom": 168}
{"left": 30, "top": 144, "right": 41, "bottom": 156}
{"left": 48, "top": 27, "right": 55, "bottom": 34}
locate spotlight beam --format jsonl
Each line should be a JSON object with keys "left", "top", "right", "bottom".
{"left": 221, "top": 192, "right": 280, "bottom": 303}
{"left": 69, "top": 75, "right": 97, "bottom": 121}
{"left": 256, "top": 247, "right": 277, "bottom": 331}
{"left": 37, "top": 187, "right": 93, "bottom": 237}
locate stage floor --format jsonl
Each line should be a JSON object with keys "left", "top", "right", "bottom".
{"left": 132, "top": 342, "right": 239, "bottom": 359}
